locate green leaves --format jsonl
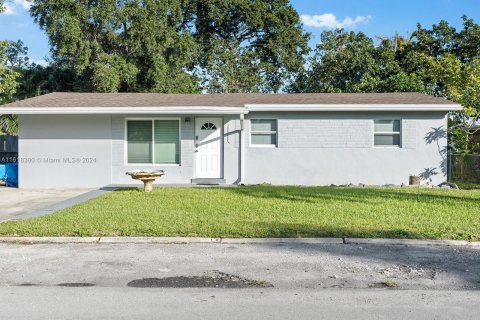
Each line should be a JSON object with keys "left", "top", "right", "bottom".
{"left": 192, "top": 0, "right": 309, "bottom": 92}
{"left": 0, "top": 41, "right": 20, "bottom": 105}
{"left": 30, "top": 0, "right": 198, "bottom": 93}
{"left": 91, "top": 54, "right": 138, "bottom": 92}
{"left": 439, "top": 54, "right": 480, "bottom": 119}
{"left": 0, "top": 41, "right": 20, "bottom": 135}
{"left": 29, "top": 0, "right": 308, "bottom": 93}
{"left": 0, "top": 114, "right": 18, "bottom": 136}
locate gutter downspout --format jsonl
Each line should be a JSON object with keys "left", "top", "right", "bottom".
{"left": 239, "top": 113, "right": 245, "bottom": 185}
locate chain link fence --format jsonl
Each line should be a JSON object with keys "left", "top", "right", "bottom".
{"left": 449, "top": 154, "right": 480, "bottom": 184}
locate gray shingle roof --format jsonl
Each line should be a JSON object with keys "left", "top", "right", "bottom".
{"left": 1, "top": 92, "right": 455, "bottom": 108}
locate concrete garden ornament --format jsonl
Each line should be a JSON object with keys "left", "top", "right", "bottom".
{"left": 125, "top": 170, "right": 165, "bottom": 192}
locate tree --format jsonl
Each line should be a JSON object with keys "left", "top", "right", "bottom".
{"left": 439, "top": 54, "right": 480, "bottom": 153}
{"left": 411, "top": 16, "right": 480, "bottom": 62}
{"left": 289, "top": 29, "right": 425, "bottom": 93}
{"left": 411, "top": 20, "right": 457, "bottom": 58}
{"left": 6, "top": 40, "right": 30, "bottom": 69}
{"left": 29, "top": 0, "right": 309, "bottom": 93}
{"left": 192, "top": 0, "right": 309, "bottom": 92}
{"left": 0, "top": 42, "right": 19, "bottom": 105}
{"left": 290, "top": 30, "right": 379, "bottom": 93}
{"left": 0, "top": 41, "right": 20, "bottom": 135}
{"left": 199, "top": 39, "right": 262, "bottom": 93}
{"left": 30, "top": 0, "right": 199, "bottom": 93}
{"left": 455, "top": 16, "right": 480, "bottom": 62}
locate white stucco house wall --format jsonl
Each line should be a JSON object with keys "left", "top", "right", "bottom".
{"left": 0, "top": 92, "right": 461, "bottom": 188}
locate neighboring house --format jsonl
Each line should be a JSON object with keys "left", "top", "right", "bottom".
{"left": 0, "top": 92, "right": 461, "bottom": 188}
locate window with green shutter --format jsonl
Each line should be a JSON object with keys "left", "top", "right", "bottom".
{"left": 154, "top": 120, "right": 180, "bottom": 164}
{"left": 127, "top": 119, "right": 180, "bottom": 164}
{"left": 127, "top": 121, "right": 152, "bottom": 163}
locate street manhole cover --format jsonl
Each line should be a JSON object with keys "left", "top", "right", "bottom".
{"left": 127, "top": 271, "right": 272, "bottom": 288}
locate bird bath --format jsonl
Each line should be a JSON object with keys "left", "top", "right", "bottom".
{"left": 126, "top": 170, "right": 165, "bottom": 192}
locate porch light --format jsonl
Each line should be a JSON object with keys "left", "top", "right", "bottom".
{"left": 185, "top": 117, "right": 191, "bottom": 127}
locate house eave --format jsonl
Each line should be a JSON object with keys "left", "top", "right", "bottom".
{"left": 245, "top": 104, "right": 463, "bottom": 112}
{"left": 1, "top": 103, "right": 463, "bottom": 114}
{"left": 0, "top": 106, "right": 250, "bottom": 115}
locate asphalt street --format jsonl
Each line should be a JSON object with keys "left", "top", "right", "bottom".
{"left": 0, "top": 242, "right": 479, "bottom": 319}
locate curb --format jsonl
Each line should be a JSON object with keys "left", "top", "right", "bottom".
{"left": 344, "top": 238, "right": 480, "bottom": 247}
{"left": 0, "top": 237, "right": 344, "bottom": 245}
{"left": 0, "top": 237, "right": 479, "bottom": 247}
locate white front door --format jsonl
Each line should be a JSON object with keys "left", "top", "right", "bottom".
{"left": 195, "top": 118, "right": 222, "bottom": 178}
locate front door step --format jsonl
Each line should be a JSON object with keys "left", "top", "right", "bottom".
{"left": 191, "top": 178, "right": 226, "bottom": 185}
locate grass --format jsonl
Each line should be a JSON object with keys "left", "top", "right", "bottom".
{"left": 0, "top": 186, "right": 479, "bottom": 240}
{"left": 455, "top": 181, "right": 480, "bottom": 190}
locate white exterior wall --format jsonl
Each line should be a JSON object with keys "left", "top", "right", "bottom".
{"left": 18, "top": 114, "right": 112, "bottom": 188}
{"left": 244, "top": 112, "right": 448, "bottom": 186}
{"left": 18, "top": 110, "right": 448, "bottom": 188}
{"left": 18, "top": 114, "right": 243, "bottom": 188}
{"left": 109, "top": 114, "right": 241, "bottom": 185}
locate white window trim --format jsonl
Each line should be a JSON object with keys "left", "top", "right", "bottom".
{"left": 373, "top": 119, "right": 402, "bottom": 148}
{"left": 124, "top": 117, "right": 181, "bottom": 166}
{"left": 249, "top": 119, "right": 278, "bottom": 148}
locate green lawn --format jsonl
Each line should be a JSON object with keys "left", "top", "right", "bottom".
{"left": 0, "top": 186, "right": 479, "bottom": 240}
{"left": 455, "top": 181, "right": 480, "bottom": 190}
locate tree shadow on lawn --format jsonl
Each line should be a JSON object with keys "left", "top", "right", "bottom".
{"left": 237, "top": 220, "right": 477, "bottom": 241}
{"left": 248, "top": 221, "right": 480, "bottom": 289}
{"left": 225, "top": 186, "right": 479, "bottom": 205}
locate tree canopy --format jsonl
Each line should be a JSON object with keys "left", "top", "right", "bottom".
{"left": 28, "top": 0, "right": 309, "bottom": 93}
{"left": 0, "top": 41, "right": 20, "bottom": 135}
{"left": 0, "top": 42, "right": 19, "bottom": 105}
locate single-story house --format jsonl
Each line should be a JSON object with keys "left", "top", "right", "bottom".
{"left": 0, "top": 92, "right": 461, "bottom": 188}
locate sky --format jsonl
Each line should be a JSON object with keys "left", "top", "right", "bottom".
{"left": 0, "top": 0, "right": 479, "bottom": 64}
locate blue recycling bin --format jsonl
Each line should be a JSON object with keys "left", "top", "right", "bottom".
{"left": 0, "top": 164, "right": 5, "bottom": 180}
{"left": 0, "top": 162, "right": 18, "bottom": 187}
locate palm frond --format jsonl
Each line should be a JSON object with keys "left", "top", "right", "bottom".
{"left": 0, "top": 114, "right": 18, "bottom": 136}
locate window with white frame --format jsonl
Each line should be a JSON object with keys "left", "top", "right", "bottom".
{"left": 374, "top": 120, "right": 401, "bottom": 147}
{"left": 250, "top": 119, "right": 277, "bottom": 146}
{"left": 127, "top": 119, "right": 180, "bottom": 164}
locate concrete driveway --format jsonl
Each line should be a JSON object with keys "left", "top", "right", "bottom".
{"left": 0, "top": 187, "right": 93, "bottom": 221}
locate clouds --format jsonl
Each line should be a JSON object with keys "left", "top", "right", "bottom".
{"left": 1, "top": 0, "right": 31, "bottom": 15}
{"left": 301, "top": 13, "right": 372, "bottom": 29}
{"left": 31, "top": 59, "right": 48, "bottom": 66}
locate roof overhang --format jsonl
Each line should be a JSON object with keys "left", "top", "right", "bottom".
{"left": 0, "top": 103, "right": 463, "bottom": 114}
{"left": 245, "top": 104, "right": 463, "bottom": 112}
{"left": 0, "top": 106, "right": 249, "bottom": 115}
